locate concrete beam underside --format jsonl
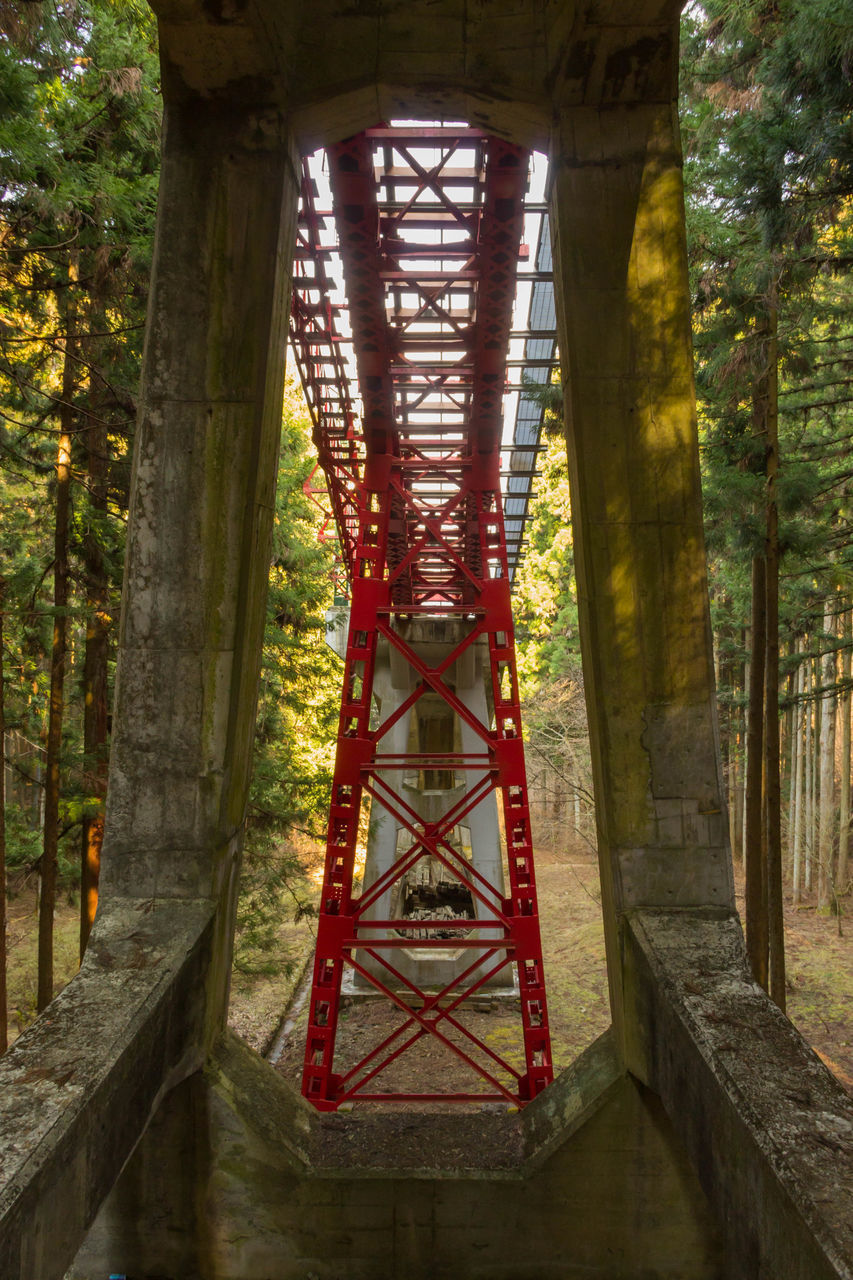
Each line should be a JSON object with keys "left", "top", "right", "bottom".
{"left": 0, "top": 5, "right": 849, "bottom": 1279}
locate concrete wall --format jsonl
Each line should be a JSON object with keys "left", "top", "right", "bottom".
{"left": 70, "top": 1032, "right": 725, "bottom": 1280}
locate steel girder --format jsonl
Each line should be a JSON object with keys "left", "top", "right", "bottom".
{"left": 291, "top": 127, "right": 552, "bottom": 1109}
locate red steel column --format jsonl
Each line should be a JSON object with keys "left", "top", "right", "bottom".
{"left": 299, "top": 130, "right": 552, "bottom": 1109}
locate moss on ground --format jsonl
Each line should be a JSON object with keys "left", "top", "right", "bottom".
{"left": 5, "top": 880, "right": 80, "bottom": 1045}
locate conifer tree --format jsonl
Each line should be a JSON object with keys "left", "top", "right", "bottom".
{"left": 682, "top": 0, "right": 853, "bottom": 974}
{"left": 0, "top": 0, "right": 160, "bottom": 1002}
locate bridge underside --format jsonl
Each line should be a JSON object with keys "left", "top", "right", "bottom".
{"left": 1, "top": 3, "right": 852, "bottom": 1279}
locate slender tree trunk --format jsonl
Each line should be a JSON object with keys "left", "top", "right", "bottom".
{"left": 783, "top": 665, "right": 794, "bottom": 807}
{"left": 792, "top": 641, "right": 805, "bottom": 904}
{"left": 745, "top": 554, "right": 768, "bottom": 989}
{"left": 79, "top": 384, "right": 109, "bottom": 958}
{"left": 809, "top": 650, "right": 814, "bottom": 890}
{"left": 788, "top": 638, "right": 799, "bottom": 868}
{"left": 762, "top": 297, "right": 785, "bottom": 1009}
{"left": 818, "top": 603, "right": 837, "bottom": 912}
{"left": 38, "top": 251, "right": 77, "bottom": 1013}
{"left": 740, "top": 632, "right": 748, "bottom": 861}
{"left": 0, "top": 585, "right": 7, "bottom": 1053}
{"left": 839, "top": 606, "right": 851, "bottom": 894}
{"left": 731, "top": 724, "right": 743, "bottom": 862}
{"left": 719, "top": 619, "right": 740, "bottom": 860}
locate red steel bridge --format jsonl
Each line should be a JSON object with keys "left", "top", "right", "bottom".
{"left": 290, "top": 126, "right": 557, "bottom": 1111}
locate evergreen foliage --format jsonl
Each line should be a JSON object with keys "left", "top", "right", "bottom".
{"left": 682, "top": 0, "right": 853, "bottom": 624}
{"left": 0, "top": 0, "right": 161, "bottom": 892}
{"left": 235, "top": 393, "right": 338, "bottom": 973}
{"left": 680, "top": 0, "right": 853, "bottom": 933}
{"left": 0, "top": 2, "right": 339, "bottom": 1015}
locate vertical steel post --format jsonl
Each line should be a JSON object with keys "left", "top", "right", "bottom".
{"left": 293, "top": 129, "right": 553, "bottom": 1108}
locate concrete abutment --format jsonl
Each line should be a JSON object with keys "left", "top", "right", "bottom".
{"left": 70, "top": 1032, "right": 725, "bottom": 1280}
{"left": 0, "top": 4, "right": 851, "bottom": 1278}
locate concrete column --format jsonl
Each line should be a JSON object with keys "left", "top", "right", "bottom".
{"left": 456, "top": 650, "right": 503, "bottom": 902}
{"left": 549, "top": 102, "right": 735, "bottom": 1042}
{"left": 364, "top": 639, "right": 414, "bottom": 924}
{"left": 100, "top": 97, "right": 299, "bottom": 934}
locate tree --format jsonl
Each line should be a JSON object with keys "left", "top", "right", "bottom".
{"left": 0, "top": 0, "right": 160, "bottom": 1002}
{"left": 681, "top": 0, "right": 853, "bottom": 980}
{"left": 511, "top": 381, "right": 594, "bottom": 846}
{"left": 38, "top": 253, "right": 76, "bottom": 1011}
{"left": 234, "top": 388, "right": 339, "bottom": 973}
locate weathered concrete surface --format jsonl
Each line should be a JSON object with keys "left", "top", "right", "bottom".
{"left": 151, "top": 0, "right": 684, "bottom": 149}
{"left": 70, "top": 1030, "right": 725, "bottom": 1279}
{"left": 624, "top": 910, "right": 853, "bottom": 1280}
{"left": 104, "top": 97, "right": 299, "bottom": 914}
{"left": 521, "top": 1027, "right": 624, "bottom": 1167}
{"left": 0, "top": 898, "right": 214, "bottom": 1280}
{"left": 549, "top": 96, "right": 733, "bottom": 1041}
{"left": 99, "top": 94, "right": 301, "bottom": 1049}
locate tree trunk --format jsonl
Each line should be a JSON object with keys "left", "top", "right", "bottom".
{"left": 817, "top": 603, "right": 837, "bottom": 911}
{"left": 740, "top": 631, "right": 748, "bottom": 861}
{"left": 731, "top": 723, "right": 743, "bottom": 862}
{"left": 783, "top": 656, "right": 795, "bottom": 858}
{"left": 792, "top": 639, "right": 805, "bottom": 904}
{"left": 805, "top": 648, "right": 814, "bottom": 894}
{"left": 839, "top": 605, "right": 851, "bottom": 894}
{"left": 0, "top": 585, "right": 7, "bottom": 1053}
{"left": 788, "top": 637, "right": 798, "bottom": 865}
{"left": 37, "top": 251, "right": 77, "bottom": 1013}
{"left": 79, "top": 383, "right": 110, "bottom": 959}
{"left": 745, "top": 553, "right": 768, "bottom": 989}
{"left": 719, "top": 619, "right": 740, "bottom": 861}
{"left": 762, "top": 296, "right": 785, "bottom": 1010}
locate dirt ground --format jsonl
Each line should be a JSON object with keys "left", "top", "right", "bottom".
{"left": 266, "top": 844, "right": 611, "bottom": 1101}
{"left": 773, "top": 883, "right": 853, "bottom": 1092}
{"left": 257, "top": 841, "right": 853, "bottom": 1102}
{"left": 4, "top": 874, "right": 80, "bottom": 1045}
{"left": 3, "top": 849, "right": 850, "bottom": 1105}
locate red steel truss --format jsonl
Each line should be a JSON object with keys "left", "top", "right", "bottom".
{"left": 291, "top": 127, "right": 553, "bottom": 1109}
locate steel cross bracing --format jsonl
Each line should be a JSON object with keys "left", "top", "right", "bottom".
{"left": 290, "top": 126, "right": 553, "bottom": 1109}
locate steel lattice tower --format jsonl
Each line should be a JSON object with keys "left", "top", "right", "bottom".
{"left": 291, "top": 127, "right": 553, "bottom": 1109}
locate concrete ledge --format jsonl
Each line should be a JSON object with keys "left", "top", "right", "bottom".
{"left": 521, "top": 1027, "right": 623, "bottom": 1168}
{"left": 625, "top": 909, "right": 853, "bottom": 1280}
{"left": 210, "top": 1030, "right": 314, "bottom": 1170}
{"left": 213, "top": 1030, "right": 528, "bottom": 1179}
{"left": 0, "top": 897, "right": 215, "bottom": 1280}
{"left": 203, "top": 1028, "right": 622, "bottom": 1180}
{"left": 72, "top": 1029, "right": 724, "bottom": 1278}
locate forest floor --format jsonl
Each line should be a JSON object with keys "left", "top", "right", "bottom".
{"left": 230, "top": 838, "right": 853, "bottom": 1101}
{"left": 3, "top": 848, "right": 851, "bottom": 1102}
{"left": 261, "top": 843, "right": 613, "bottom": 1099}
{"left": 5, "top": 872, "right": 79, "bottom": 1044}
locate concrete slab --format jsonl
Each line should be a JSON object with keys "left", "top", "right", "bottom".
{"left": 625, "top": 910, "right": 853, "bottom": 1280}
{"left": 0, "top": 899, "right": 214, "bottom": 1280}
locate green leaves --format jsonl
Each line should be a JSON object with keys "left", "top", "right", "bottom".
{"left": 0, "top": 0, "right": 160, "bottom": 904}
{"left": 682, "top": 0, "right": 853, "bottom": 630}
{"left": 235, "top": 397, "right": 338, "bottom": 971}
